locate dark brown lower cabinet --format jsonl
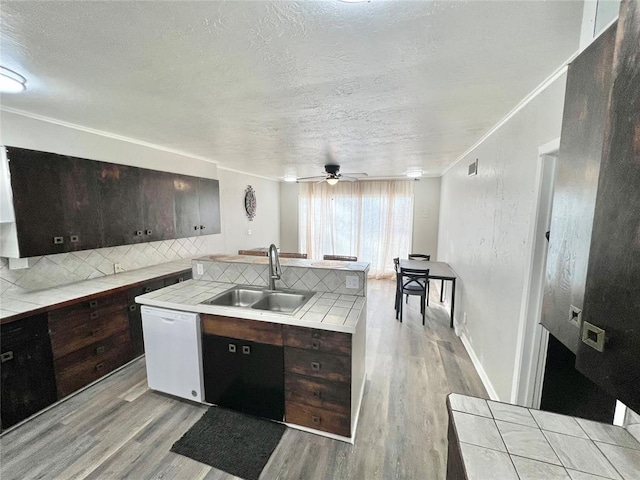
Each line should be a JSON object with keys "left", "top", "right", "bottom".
{"left": 0, "top": 314, "right": 57, "bottom": 431}
{"left": 202, "top": 334, "right": 285, "bottom": 421}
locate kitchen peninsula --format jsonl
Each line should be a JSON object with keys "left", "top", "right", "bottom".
{"left": 135, "top": 254, "right": 368, "bottom": 442}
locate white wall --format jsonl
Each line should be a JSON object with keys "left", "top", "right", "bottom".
{"left": 437, "top": 75, "right": 567, "bottom": 401}
{"left": 217, "top": 168, "right": 280, "bottom": 254}
{"left": 411, "top": 177, "right": 441, "bottom": 259}
{"left": 279, "top": 182, "right": 299, "bottom": 252}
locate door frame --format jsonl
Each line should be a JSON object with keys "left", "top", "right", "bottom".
{"left": 511, "top": 138, "right": 559, "bottom": 407}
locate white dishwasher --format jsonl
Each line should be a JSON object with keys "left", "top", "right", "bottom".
{"left": 141, "top": 306, "right": 204, "bottom": 402}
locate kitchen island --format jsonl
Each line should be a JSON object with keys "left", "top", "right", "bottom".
{"left": 135, "top": 255, "right": 368, "bottom": 442}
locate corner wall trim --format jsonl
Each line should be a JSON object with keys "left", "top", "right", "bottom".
{"left": 460, "top": 332, "right": 500, "bottom": 401}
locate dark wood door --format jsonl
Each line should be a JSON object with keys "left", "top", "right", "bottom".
{"left": 576, "top": 0, "right": 640, "bottom": 413}
{"left": 541, "top": 24, "right": 617, "bottom": 354}
{"left": 198, "top": 178, "right": 221, "bottom": 235}
{"left": 60, "top": 156, "right": 103, "bottom": 251}
{"left": 96, "top": 162, "right": 144, "bottom": 247}
{"left": 6, "top": 147, "right": 66, "bottom": 257}
{"left": 127, "top": 279, "right": 165, "bottom": 357}
{"left": 173, "top": 175, "right": 200, "bottom": 238}
{"left": 241, "top": 341, "right": 284, "bottom": 421}
{"left": 203, "top": 335, "right": 243, "bottom": 411}
{"left": 140, "top": 170, "right": 175, "bottom": 242}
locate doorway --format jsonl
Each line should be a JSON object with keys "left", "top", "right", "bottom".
{"left": 512, "top": 139, "right": 559, "bottom": 407}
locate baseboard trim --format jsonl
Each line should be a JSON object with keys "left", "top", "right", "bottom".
{"left": 460, "top": 333, "right": 500, "bottom": 401}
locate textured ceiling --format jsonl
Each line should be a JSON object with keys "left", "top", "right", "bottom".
{"left": 0, "top": 1, "right": 583, "bottom": 179}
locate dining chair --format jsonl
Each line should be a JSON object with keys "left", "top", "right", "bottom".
{"left": 408, "top": 253, "right": 431, "bottom": 261}
{"left": 323, "top": 255, "right": 358, "bottom": 261}
{"left": 397, "top": 267, "right": 430, "bottom": 325}
{"left": 279, "top": 252, "right": 308, "bottom": 259}
{"left": 393, "top": 257, "right": 401, "bottom": 315}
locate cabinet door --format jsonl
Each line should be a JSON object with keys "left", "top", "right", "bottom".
{"left": 97, "top": 162, "right": 144, "bottom": 247}
{"left": 60, "top": 156, "right": 103, "bottom": 251}
{"left": 203, "top": 335, "right": 243, "bottom": 410}
{"left": 174, "top": 175, "right": 200, "bottom": 238}
{"left": 141, "top": 170, "right": 175, "bottom": 242}
{"left": 541, "top": 24, "right": 617, "bottom": 354}
{"left": 576, "top": 1, "right": 640, "bottom": 413}
{"left": 127, "top": 279, "right": 165, "bottom": 357}
{"left": 198, "top": 178, "right": 221, "bottom": 235}
{"left": 241, "top": 341, "right": 284, "bottom": 421}
{"left": 6, "top": 147, "right": 66, "bottom": 257}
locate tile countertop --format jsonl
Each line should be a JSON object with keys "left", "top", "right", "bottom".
{"left": 0, "top": 259, "right": 193, "bottom": 322}
{"left": 196, "top": 254, "right": 370, "bottom": 272}
{"left": 447, "top": 393, "right": 640, "bottom": 480}
{"left": 135, "top": 279, "right": 365, "bottom": 334}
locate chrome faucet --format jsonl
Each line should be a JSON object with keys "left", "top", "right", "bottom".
{"left": 268, "top": 243, "right": 282, "bottom": 290}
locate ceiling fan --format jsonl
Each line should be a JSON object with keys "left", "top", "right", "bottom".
{"left": 297, "top": 164, "right": 368, "bottom": 185}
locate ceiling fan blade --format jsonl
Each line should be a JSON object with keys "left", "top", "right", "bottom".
{"left": 340, "top": 175, "right": 358, "bottom": 182}
{"left": 297, "top": 175, "right": 327, "bottom": 181}
{"left": 341, "top": 172, "right": 368, "bottom": 177}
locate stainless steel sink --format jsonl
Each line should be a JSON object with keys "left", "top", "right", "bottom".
{"left": 251, "top": 291, "right": 315, "bottom": 313}
{"left": 201, "top": 286, "right": 266, "bottom": 307}
{"left": 201, "top": 285, "right": 314, "bottom": 315}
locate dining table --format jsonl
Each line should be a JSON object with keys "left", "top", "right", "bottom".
{"left": 399, "top": 259, "right": 457, "bottom": 328}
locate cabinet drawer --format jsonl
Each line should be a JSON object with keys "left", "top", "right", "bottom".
{"left": 48, "top": 292, "right": 128, "bottom": 325}
{"left": 284, "top": 325, "right": 351, "bottom": 356}
{"left": 202, "top": 315, "right": 283, "bottom": 346}
{"left": 285, "top": 401, "right": 350, "bottom": 437}
{"left": 54, "top": 332, "right": 132, "bottom": 398}
{"left": 284, "top": 347, "right": 351, "bottom": 383}
{"left": 285, "top": 373, "right": 350, "bottom": 415}
{"left": 49, "top": 310, "right": 129, "bottom": 359}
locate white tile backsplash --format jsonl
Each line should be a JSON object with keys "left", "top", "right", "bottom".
{"left": 0, "top": 235, "right": 213, "bottom": 293}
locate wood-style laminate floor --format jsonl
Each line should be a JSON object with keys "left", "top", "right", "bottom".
{"left": 0, "top": 279, "right": 487, "bottom": 480}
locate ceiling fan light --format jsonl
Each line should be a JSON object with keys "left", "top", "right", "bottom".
{"left": 326, "top": 178, "right": 339, "bottom": 186}
{"left": 406, "top": 170, "right": 423, "bottom": 178}
{"left": 0, "top": 67, "right": 26, "bottom": 93}
{"left": 283, "top": 174, "right": 297, "bottom": 182}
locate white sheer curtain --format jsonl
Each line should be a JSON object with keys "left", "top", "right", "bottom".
{"left": 299, "top": 180, "right": 414, "bottom": 278}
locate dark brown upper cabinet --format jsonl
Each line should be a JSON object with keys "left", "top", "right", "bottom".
{"left": 96, "top": 163, "right": 144, "bottom": 247}
{"left": 174, "top": 175, "right": 201, "bottom": 238}
{"left": 198, "top": 178, "right": 221, "bottom": 235}
{"left": 575, "top": 0, "right": 640, "bottom": 412}
{"left": 3, "top": 147, "right": 221, "bottom": 257}
{"left": 6, "top": 147, "right": 103, "bottom": 257}
{"left": 542, "top": 24, "right": 617, "bottom": 354}
{"left": 140, "top": 170, "right": 176, "bottom": 242}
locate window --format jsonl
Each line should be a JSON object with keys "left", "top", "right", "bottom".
{"left": 299, "top": 180, "right": 414, "bottom": 278}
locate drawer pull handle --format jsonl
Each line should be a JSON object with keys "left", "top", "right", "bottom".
{"left": 129, "top": 304, "right": 137, "bottom": 312}
{"left": 242, "top": 345, "right": 251, "bottom": 355}
{"left": 313, "top": 390, "right": 322, "bottom": 399}
{"left": 311, "top": 362, "right": 321, "bottom": 372}
{"left": 311, "top": 332, "right": 321, "bottom": 339}
{"left": 96, "top": 346, "right": 106, "bottom": 355}
{"left": 311, "top": 340, "right": 320, "bottom": 350}
{"left": 145, "top": 229, "right": 152, "bottom": 235}
{"left": 70, "top": 235, "right": 79, "bottom": 243}
{"left": 228, "top": 344, "right": 237, "bottom": 353}
{"left": 95, "top": 362, "right": 105, "bottom": 371}
{"left": 582, "top": 321, "right": 606, "bottom": 352}
{"left": 89, "top": 300, "right": 98, "bottom": 308}
{"left": 53, "top": 236, "right": 64, "bottom": 244}
{"left": 178, "top": 277, "right": 184, "bottom": 282}
{"left": 312, "top": 415, "right": 321, "bottom": 425}
{"left": 90, "top": 329, "right": 100, "bottom": 337}
{"left": 135, "top": 230, "right": 143, "bottom": 236}
{"left": 0, "top": 351, "right": 14, "bottom": 363}
{"left": 90, "top": 312, "right": 99, "bottom": 320}
{"left": 144, "top": 287, "right": 153, "bottom": 293}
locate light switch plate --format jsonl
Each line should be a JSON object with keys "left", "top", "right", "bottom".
{"left": 196, "top": 263, "right": 204, "bottom": 275}
{"left": 346, "top": 275, "right": 359, "bottom": 289}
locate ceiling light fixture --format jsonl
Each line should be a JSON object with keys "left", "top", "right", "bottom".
{"left": 406, "top": 170, "right": 423, "bottom": 178}
{"left": 0, "top": 67, "right": 27, "bottom": 93}
{"left": 326, "top": 178, "right": 339, "bottom": 186}
{"left": 283, "top": 174, "right": 297, "bottom": 183}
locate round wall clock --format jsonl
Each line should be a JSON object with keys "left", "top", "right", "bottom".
{"left": 244, "top": 185, "right": 257, "bottom": 221}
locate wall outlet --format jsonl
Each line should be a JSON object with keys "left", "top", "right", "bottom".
{"left": 113, "top": 263, "right": 125, "bottom": 273}
{"left": 346, "top": 275, "right": 359, "bottom": 289}
{"left": 196, "top": 263, "right": 204, "bottom": 276}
